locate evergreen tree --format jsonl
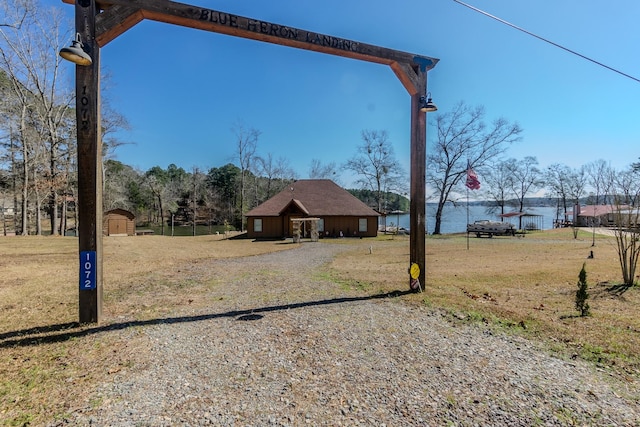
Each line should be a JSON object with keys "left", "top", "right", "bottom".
{"left": 575, "top": 263, "right": 590, "bottom": 317}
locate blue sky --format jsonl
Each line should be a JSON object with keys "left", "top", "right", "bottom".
{"left": 50, "top": 0, "right": 640, "bottom": 187}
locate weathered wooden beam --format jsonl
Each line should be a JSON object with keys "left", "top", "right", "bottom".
{"left": 61, "top": 0, "right": 143, "bottom": 46}
{"left": 95, "top": 5, "right": 144, "bottom": 46}
{"left": 391, "top": 62, "right": 421, "bottom": 96}
{"left": 74, "top": 0, "right": 103, "bottom": 324}
{"left": 63, "top": 0, "right": 437, "bottom": 94}
{"left": 409, "top": 72, "right": 427, "bottom": 290}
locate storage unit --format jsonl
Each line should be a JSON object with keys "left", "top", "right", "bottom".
{"left": 103, "top": 209, "right": 136, "bottom": 236}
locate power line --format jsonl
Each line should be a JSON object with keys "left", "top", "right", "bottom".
{"left": 451, "top": 0, "right": 640, "bottom": 84}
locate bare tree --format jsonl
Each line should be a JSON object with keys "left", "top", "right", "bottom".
{"left": 0, "top": 0, "right": 75, "bottom": 235}
{"left": 0, "top": 168, "right": 9, "bottom": 234}
{"left": 190, "top": 167, "right": 207, "bottom": 236}
{"left": 255, "top": 153, "right": 295, "bottom": 202}
{"left": 101, "top": 100, "right": 131, "bottom": 161}
{"left": 0, "top": 0, "right": 32, "bottom": 29}
{"left": 566, "top": 166, "right": 588, "bottom": 204}
{"left": 482, "top": 159, "right": 514, "bottom": 219}
{"left": 102, "top": 160, "right": 141, "bottom": 212}
{"left": 586, "top": 159, "right": 613, "bottom": 206}
{"left": 0, "top": 51, "right": 34, "bottom": 234}
{"left": 586, "top": 159, "right": 614, "bottom": 246}
{"left": 308, "top": 158, "right": 339, "bottom": 181}
{"left": 545, "top": 163, "right": 572, "bottom": 226}
{"left": 611, "top": 166, "right": 640, "bottom": 289}
{"left": 144, "top": 167, "right": 170, "bottom": 235}
{"left": 1, "top": 1, "right": 129, "bottom": 236}
{"left": 344, "top": 129, "right": 404, "bottom": 212}
{"left": 428, "top": 101, "right": 522, "bottom": 234}
{"left": 0, "top": 68, "right": 20, "bottom": 234}
{"left": 231, "top": 121, "right": 259, "bottom": 230}
{"left": 565, "top": 165, "right": 588, "bottom": 238}
{"left": 505, "top": 156, "right": 543, "bottom": 230}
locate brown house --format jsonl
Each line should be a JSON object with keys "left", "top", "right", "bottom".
{"left": 103, "top": 208, "right": 135, "bottom": 236}
{"left": 244, "top": 179, "right": 380, "bottom": 239}
{"left": 569, "top": 204, "right": 630, "bottom": 227}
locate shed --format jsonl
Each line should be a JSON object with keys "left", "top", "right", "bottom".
{"left": 244, "top": 179, "right": 380, "bottom": 239}
{"left": 103, "top": 208, "right": 136, "bottom": 236}
{"left": 498, "top": 211, "right": 544, "bottom": 231}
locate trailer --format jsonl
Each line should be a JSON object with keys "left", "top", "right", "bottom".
{"left": 467, "top": 220, "right": 516, "bottom": 238}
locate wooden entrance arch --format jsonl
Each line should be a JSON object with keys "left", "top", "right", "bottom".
{"left": 63, "top": 0, "right": 438, "bottom": 323}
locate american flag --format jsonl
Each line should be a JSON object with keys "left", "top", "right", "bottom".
{"left": 465, "top": 161, "right": 480, "bottom": 190}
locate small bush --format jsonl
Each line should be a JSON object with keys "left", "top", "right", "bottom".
{"left": 575, "top": 263, "right": 590, "bottom": 317}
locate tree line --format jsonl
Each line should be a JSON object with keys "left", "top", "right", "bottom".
{"left": 99, "top": 126, "right": 409, "bottom": 235}
{"left": 0, "top": 1, "right": 413, "bottom": 236}
{"left": 0, "top": 0, "right": 405, "bottom": 236}
{"left": 100, "top": 155, "right": 410, "bottom": 236}
{"left": 4, "top": 1, "right": 639, "bottom": 243}
{"left": 427, "top": 101, "right": 640, "bottom": 235}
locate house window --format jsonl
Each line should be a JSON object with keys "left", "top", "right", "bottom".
{"left": 359, "top": 218, "right": 367, "bottom": 232}
{"left": 318, "top": 218, "right": 324, "bottom": 232}
{"left": 254, "top": 218, "right": 263, "bottom": 232}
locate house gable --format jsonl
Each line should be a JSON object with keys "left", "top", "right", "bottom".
{"left": 280, "top": 199, "right": 310, "bottom": 216}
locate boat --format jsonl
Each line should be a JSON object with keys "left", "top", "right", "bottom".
{"left": 467, "top": 220, "right": 516, "bottom": 238}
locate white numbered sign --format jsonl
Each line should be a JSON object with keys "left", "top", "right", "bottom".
{"left": 80, "top": 251, "right": 97, "bottom": 290}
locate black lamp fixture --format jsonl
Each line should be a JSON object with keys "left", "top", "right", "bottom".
{"left": 59, "top": 33, "right": 92, "bottom": 66}
{"left": 419, "top": 92, "right": 437, "bottom": 112}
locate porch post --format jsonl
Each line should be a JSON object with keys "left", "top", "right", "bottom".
{"left": 409, "top": 72, "right": 427, "bottom": 290}
{"left": 75, "top": 0, "right": 103, "bottom": 323}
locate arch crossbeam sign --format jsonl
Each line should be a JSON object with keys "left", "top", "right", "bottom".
{"left": 64, "top": 0, "right": 437, "bottom": 93}
{"left": 62, "top": 0, "right": 438, "bottom": 323}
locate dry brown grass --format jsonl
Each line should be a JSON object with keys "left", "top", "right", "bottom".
{"left": 329, "top": 228, "right": 640, "bottom": 376}
{"left": 1, "top": 229, "right": 640, "bottom": 425}
{"left": 0, "top": 233, "right": 293, "bottom": 426}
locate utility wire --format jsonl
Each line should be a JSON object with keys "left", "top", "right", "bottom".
{"left": 451, "top": 0, "right": 640, "bottom": 84}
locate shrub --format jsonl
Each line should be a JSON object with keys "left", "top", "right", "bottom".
{"left": 575, "top": 263, "right": 590, "bottom": 317}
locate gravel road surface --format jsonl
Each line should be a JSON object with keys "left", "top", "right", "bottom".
{"left": 57, "top": 243, "right": 640, "bottom": 426}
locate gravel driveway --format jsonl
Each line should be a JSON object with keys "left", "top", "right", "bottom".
{"left": 59, "top": 242, "right": 639, "bottom": 426}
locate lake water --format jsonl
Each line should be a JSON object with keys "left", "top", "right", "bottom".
{"left": 382, "top": 204, "right": 561, "bottom": 234}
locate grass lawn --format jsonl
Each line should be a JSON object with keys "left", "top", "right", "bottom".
{"left": 330, "top": 228, "right": 640, "bottom": 376}
{"left": 1, "top": 228, "right": 639, "bottom": 425}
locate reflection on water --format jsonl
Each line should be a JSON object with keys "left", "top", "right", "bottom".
{"left": 381, "top": 205, "right": 561, "bottom": 234}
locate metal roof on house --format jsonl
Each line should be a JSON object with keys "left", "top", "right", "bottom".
{"left": 498, "top": 212, "right": 542, "bottom": 218}
{"left": 245, "top": 179, "right": 380, "bottom": 217}
{"left": 569, "top": 205, "right": 629, "bottom": 218}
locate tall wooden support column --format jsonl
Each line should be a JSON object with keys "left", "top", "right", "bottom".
{"left": 75, "top": 0, "right": 103, "bottom": 323}
{"left": 409, "top": 72, "right": 427, "bottom": 290}
{"left": 60, "top": 0, "right": 439, "bottom": 312}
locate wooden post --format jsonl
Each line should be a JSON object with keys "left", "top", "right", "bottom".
{"left": 61, "top": 0, "right": 438, "bottom": 313}
{"left": 75, "top": 0, "right": 103, "bottom": 323}
{"left": 409, "top": 72, "right": 427, "bottom": 290}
